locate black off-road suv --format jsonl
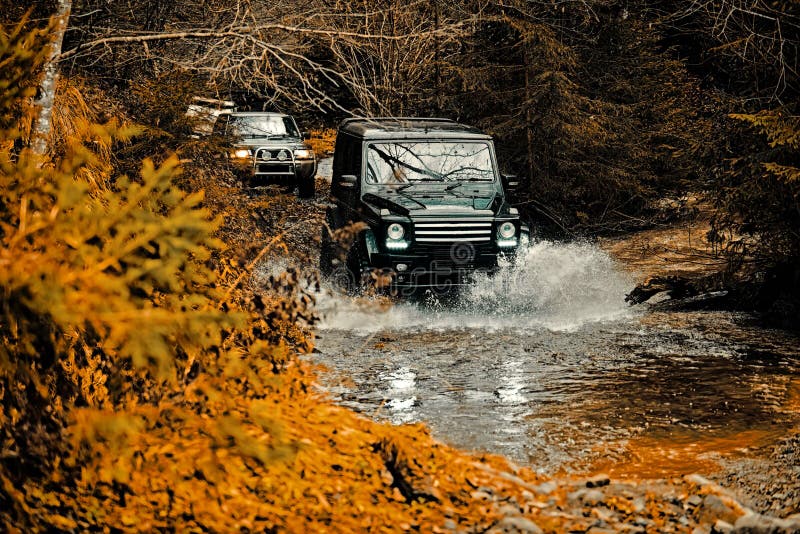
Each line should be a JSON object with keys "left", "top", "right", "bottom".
{"left": 214, "top": 111, "right": 317, "bottom": 198}
{"left": 320, "top": 117, "right": 528, "bottom": 292}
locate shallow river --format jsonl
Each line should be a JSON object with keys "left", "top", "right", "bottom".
{"left": 312, "top": 241, "right": 800, "bottom": 478}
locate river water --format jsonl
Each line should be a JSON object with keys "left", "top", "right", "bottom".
{"left": 311, "top": 241, "right": 800, "bottom": 478}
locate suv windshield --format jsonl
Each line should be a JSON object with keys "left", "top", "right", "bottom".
{"left": 365, "top": 141, "right": 495, "bottom": 184}
{"left": 229, "top": 115, "right": 299, "bottom": 138}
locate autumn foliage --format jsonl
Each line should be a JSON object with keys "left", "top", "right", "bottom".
{"left": 0, "top": 17, "right": 545, "bottom": 533}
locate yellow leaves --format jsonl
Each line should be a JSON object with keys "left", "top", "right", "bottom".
{"left": 1, "top": 19, "right": 568, "bottom": 534}
{"left": 763, "top": 162, "right": 800, "bottom": 184}
{"left": 306, "top": 128, "right": 337, "bottom": 156}
{"left": 731, "top": 110, "right": 800, "bottom": 150}
{"left": 730, "top": 109, "right": 799, "bottom": 188}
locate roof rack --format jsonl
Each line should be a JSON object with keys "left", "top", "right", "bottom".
{"left": 339, "top": 117, "right": 455, "bottom": 127}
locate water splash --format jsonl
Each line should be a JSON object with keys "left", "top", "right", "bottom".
{"left": 317, "top": 240, "right": 636, "bottom": 333}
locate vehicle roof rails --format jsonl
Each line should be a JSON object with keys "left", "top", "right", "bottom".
{"left": 339, "top": 117, "right": 456, "bottom": 127}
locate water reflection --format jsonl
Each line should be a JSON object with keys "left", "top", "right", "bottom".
{"left": 312, "top": 241, "right": 800, "bottom": 476}
{"left": 379, "top": 366, "right": 418, "bottom": 424}
{"left": 315, "top": 311, "right": 800, "bottom": 475}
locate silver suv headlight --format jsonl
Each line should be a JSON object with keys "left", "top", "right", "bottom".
{"left": 294, "top": 148, "right": 314, "bottom": 159}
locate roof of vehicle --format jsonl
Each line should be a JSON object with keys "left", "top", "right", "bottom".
{"left": 223, "top": 111, "right": 292, "bottom": 118}
{"left": 338, "top": 117, "right": 491, "bottom": 140}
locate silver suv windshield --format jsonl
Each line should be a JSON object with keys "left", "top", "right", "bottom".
{"left": 229, "top": 115, "right": 299, "bottom": 138}
{"left": 365, "top": 141, "right": 495, "bottom": 184}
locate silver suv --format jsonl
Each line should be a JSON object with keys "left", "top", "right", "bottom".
{"left": 214, "top": 112, "right": 317, "bottom": 198}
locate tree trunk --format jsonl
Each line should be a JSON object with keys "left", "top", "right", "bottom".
{"left": 32, "top": 0, "right": 72, "bottom": 156}
{"left": 524, "top": 40, "right": 535, "bottom": 187}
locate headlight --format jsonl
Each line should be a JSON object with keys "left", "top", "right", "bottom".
{"left": 294, "top": 148, "right": 314, "bottom": 159}
{"left": 498, "top": 221, "right": 516, "bottom": 238}
{"left": 232, "top": 149, "right": 251, "bottom": 159}
{"left": 386, "top": 223, "right": 405, "bottom": 240}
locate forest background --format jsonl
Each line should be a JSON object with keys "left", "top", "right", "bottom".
{"left": 1, "top": 0, "right": 799, "bottom": 531}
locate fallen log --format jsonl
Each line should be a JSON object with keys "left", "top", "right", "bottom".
{"left": 625, "top": 275, "right": 700, "bottom": 304}
{"left": 626, "top": 272, "right": 731, "bottom": 305}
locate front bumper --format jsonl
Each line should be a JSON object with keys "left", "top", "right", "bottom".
{"left": 364, "top": 248, "right": 510, "bottom": 288}
{"left": 253, "top": 158, "right": 316, "bottom": 180}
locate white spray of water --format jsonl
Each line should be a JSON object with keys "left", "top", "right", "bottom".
{"left": 316, "top": 240, "right": 636, "bottom": 333}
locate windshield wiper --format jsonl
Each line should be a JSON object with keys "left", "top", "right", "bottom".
{"left": 369, "top": 146, "right": 444, "bottom": 181}
{"left": 395, "top": 181, "right": 439, "bottom": 192}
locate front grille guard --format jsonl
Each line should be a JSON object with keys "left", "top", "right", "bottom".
{"left": 253, "top": 147, "right": 297, "bottom": 176}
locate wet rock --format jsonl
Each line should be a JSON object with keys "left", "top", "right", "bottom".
{"left": 712, "top": 519, "right": 734, "bottom": 534}
{"left": 687, "top": 495, "right": 704, "bottom": 508}
{"left": 695, "top": 494, "right": 744, "bottom": 525}
{"left": 568, "top": 488, "right": 606, "bottom": 506}
{"left": 488, "top": 516, "right": 544, "bottom": 534}
{"left": 531, "top": 481, "right": 557, "bottom": 495}
{"left": 498, "top": 504, "right": 522, "bottom": 516}
{"left": 497, "top": 471, "right": 538, "bottom": 493}
{"left": 443, "top": 519, "right": 457, "bottom": 531}
{"left": 687, "top": 474, "right": 717, "bottom": 488}
{"left": 586, "top": 474, "right": 611, "bottom": 488}
{"left": 471, "top": 490, "right": 493, "bottom": 501}
{"left": 591, "top": 506, "right": 616, "bottom": 523}
{"left": 632, "top": 496, "right": 647, "bottom": 513}
{"left": 732, "top": 512, "right": 800, "bottom": 533}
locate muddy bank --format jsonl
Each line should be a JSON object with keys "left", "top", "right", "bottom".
{"left": 601, "top": 224, "right": 800, "bottom": 520}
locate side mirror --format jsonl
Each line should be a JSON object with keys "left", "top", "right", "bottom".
{"left": 340, "top": 174, "right": 358, "bottom": 188}
{"left": 502, "top": 174, "right": 520, "bottom": 191}
{"left": 301, "top": 131, "right": 310, "bottom": 140}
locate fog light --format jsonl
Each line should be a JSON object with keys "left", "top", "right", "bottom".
{"left": 386, "top": 240, "right": 409, "bottom": 251}
{"left": 497, "top": 238, "right": 518, "bottom": 248}
{"left": 396, "top": 263, "right": 408, "bottom": 272}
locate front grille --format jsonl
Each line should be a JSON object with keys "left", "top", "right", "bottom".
{"left": 257, "top": 163, "right": 293, "bottom": 174}
{"left": 412, "top": 218, "right": 493, "bottom": 244}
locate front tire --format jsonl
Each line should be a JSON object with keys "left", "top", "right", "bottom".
{"left": 319, "top": 225, "right": 335, "bottom": 276}
{"left": 298, "top": 174, "right": 315, "bottom": 198}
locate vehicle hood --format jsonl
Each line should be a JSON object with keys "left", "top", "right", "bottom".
{"left": 234, "top": 137, "right": 306, "bottom": 149}
{"left": 362, "top": 186, "right": 501, "bottom": 216}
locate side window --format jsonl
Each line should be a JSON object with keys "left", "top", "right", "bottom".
{"left": 331, "top": 133, "right": 350, "bottom": 199}
{"left": 332, "top": 133, "right": 362, "bottom": 178}
{"left": 336, "top": 135, "right": 361, "bottom": 177}
{"left": 332, "top": 133, "right": 346, "bottom": 176}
